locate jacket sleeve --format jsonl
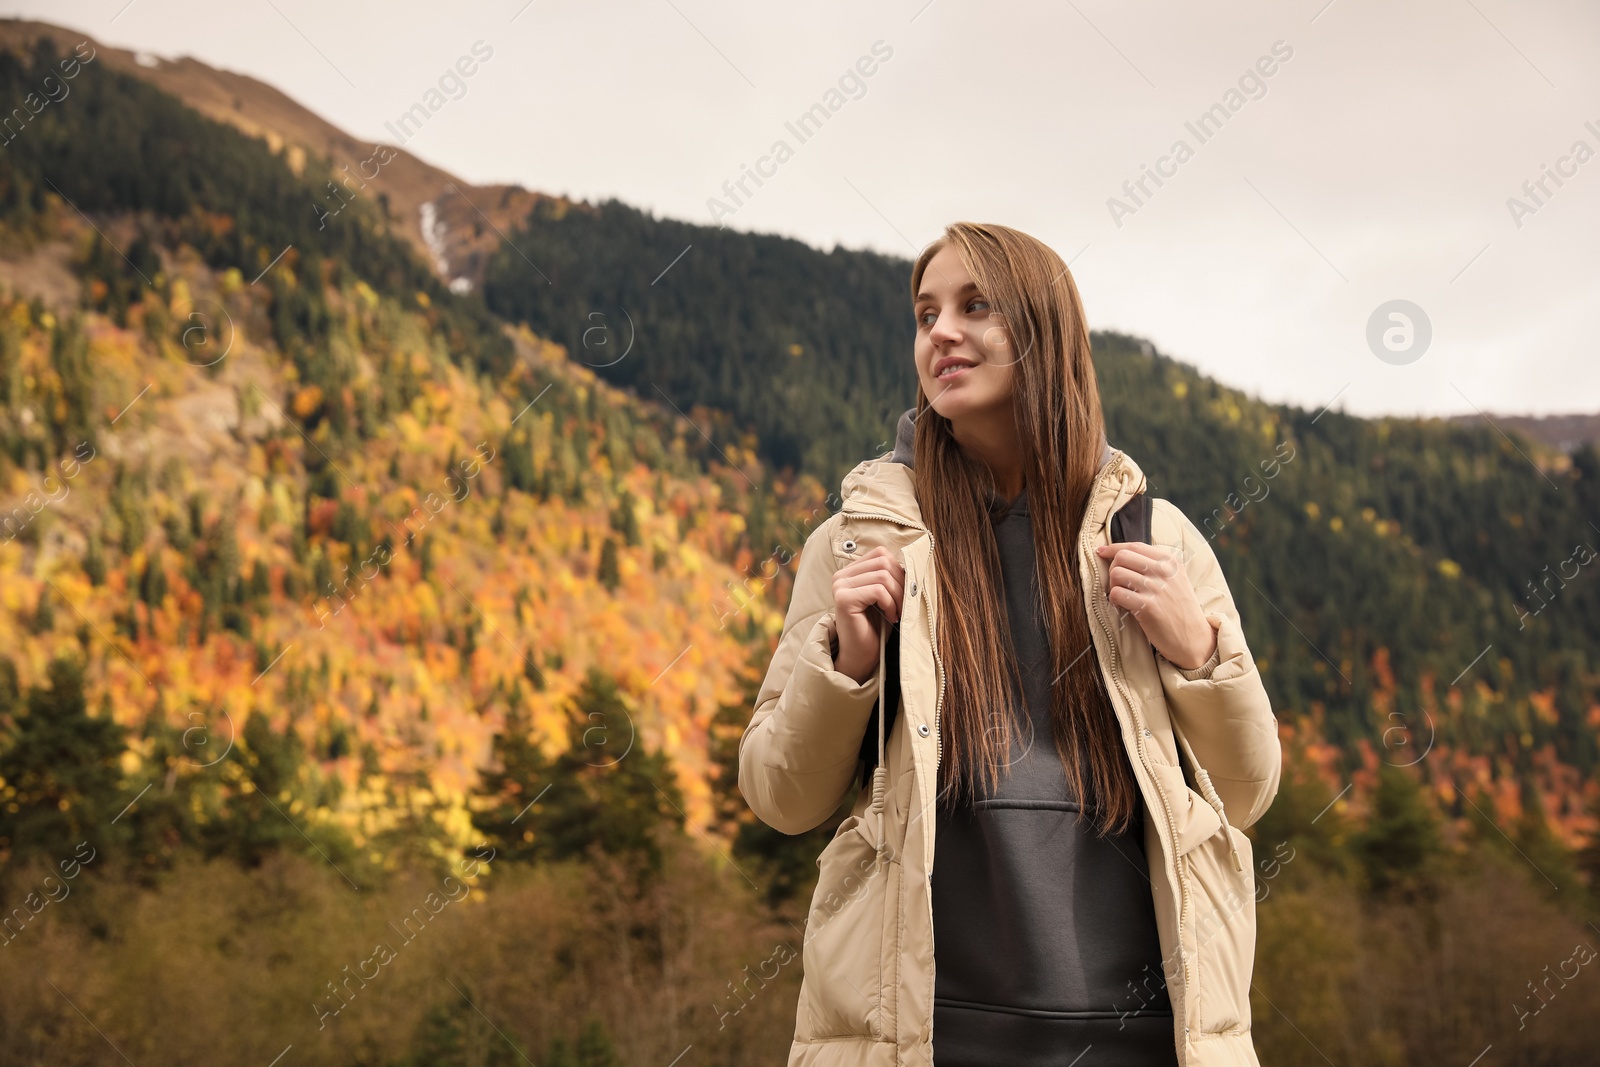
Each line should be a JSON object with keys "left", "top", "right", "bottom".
{"left": 739, "top": 515, "right": 883, "bottom": 835}
{"left": 1151, "top": 498, "right": 1283, "bottom": 831}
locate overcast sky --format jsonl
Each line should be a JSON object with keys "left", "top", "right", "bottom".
{"left": 8, "top": 0, "right": 1598, "bottom": 421}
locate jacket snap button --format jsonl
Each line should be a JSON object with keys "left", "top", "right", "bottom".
{"left": 1143, "top": 727, "right": 1153, "bottom": 738}
{"left": 842, "top": 539, "right": 856, "bottom": 552}
{"left": 917, "top": 723, "right": 930, "bottom": 737}
{"left": 909, "top": 580, "right": 918, "bottom": 597}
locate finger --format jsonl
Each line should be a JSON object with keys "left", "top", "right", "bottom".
{"left": 836, "top": 574, "right": 904, "bottom": 622}
{"left": 1105, "top": 546, "right": 1187, "bottom": 584}
{"left": 1107, "top": 540, "right": 1191, "bottom": 579}
{"left": 1107, "top": 585, "right": 1149, "bottom": 616}
{"left": 837, "top": 560, "right": 905, "bottom": 594}
{"left": 834, "top": 544, "right": 900, "bottom": 580}
{"left": 1111, "top": 577, "right": 1170, "bottom": 624}
{"left": 1100, "top": 550, "right": 1177, "bottom": 575}
{"left": 842, "top": 581, "right": 899, "bottom": 624}
{"left": 1108, "top": 564, "right": 1170, "bottom": 595}
{"left": 836, "top": 561, "right": 905, "bottom": 604}
{"left": 1097, "top": 541, "right": 1173, "bottom": 570}
{"left": 1109, "top": 585, "right": 1162, "bottom": 623}
{"left": 872, "top": 582, "right": 899, "bottom": 624}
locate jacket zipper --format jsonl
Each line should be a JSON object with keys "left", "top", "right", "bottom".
{"left": 1079, "top": 453, "right": 1194, "bottom": 1036}
{"left": 841, "top": 499, "right": 944, "bottom": 1044}
{"left": 928, "top": 560, "right": 943, "bottom": 773}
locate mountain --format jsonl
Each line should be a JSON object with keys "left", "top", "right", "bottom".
{"left": 0, "top": 17, "right": 565, "bottom": 291}
{"left": 3, "top": 18, "right": 1599, "bottom": 858}
{"left": 1450, "top": 411, "right": 1600, "bottom": 454}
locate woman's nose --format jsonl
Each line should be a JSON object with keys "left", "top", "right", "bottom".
{"left": 928, "top": 311, "right": 961, "bottom": 345}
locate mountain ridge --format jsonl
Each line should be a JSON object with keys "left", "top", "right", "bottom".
{"left": 0, "top": 18, "right": 573, "bottom": 295}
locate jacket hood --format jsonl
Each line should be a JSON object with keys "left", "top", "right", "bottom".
{"left": 891, "top": 407, "right": 918, "bottom": 468}
{"left": 868, "top": 406, "right": 1129, "bottom": 530}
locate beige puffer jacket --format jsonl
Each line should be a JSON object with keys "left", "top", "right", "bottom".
{"left": 740, "top": 446, "right": 1282, "bottom": 1066}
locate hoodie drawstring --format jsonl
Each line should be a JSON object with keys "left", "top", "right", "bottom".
{"left": 870, "top": 616, "right": 888, "bottom": 867}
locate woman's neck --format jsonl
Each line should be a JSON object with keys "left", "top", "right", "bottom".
{"left": 950, "top": 409, "right": 1025, "bottom": 501}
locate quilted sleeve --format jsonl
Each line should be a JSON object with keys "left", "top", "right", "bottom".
{"left": 1150, "top": 498, "right": 1283, "bottom": 830}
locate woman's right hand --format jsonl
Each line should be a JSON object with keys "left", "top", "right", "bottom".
{"left": 831, "top": 546, "right": 905, "bottom": 684}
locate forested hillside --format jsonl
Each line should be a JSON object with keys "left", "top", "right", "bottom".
{"left": 482, "top": 197, "right": 917, "bottom": 477}
{"left": 0, "top": 36, "right": 822, "bottom": 1062}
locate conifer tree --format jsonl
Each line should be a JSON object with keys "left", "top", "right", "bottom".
{"left": 597, "top": 537, "right": 620, "bottom": 591}
{"left": 573, "top": 1018, "right": 621, "bottom": 1067}
{"left": 1352, "top": 763, "right": 1443, "bottom": 897}
{"left": 0, "top": 654, "right": 128, "bottom": 864}
{"left": 471, "top": 700, "right": 555, "bottom": 865}
{"left": 472, "top": 667, "right": 684, "bottom": 876}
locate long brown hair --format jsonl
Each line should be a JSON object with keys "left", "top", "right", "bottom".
{"left": 911, "top": 222, "right": 1140, "bottom": 836}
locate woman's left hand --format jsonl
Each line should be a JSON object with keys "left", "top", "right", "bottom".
{"left": 1095, "top": 542, "right": 1218, "bottom": 670}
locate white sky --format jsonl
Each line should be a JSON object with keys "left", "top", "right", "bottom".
{"left": 8, "top": 0, "right": 1599, "bottom": 420}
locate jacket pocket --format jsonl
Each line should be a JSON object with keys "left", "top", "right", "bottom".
{"left": 1184, "top": 823, "right": 1257, "bottom": 1035}
{"left": 797, "top": 813, "right": 889, "bottom": 1040}
{"left": 1145, "top": 760, "right": 1224, "bottom": 857}
{"left": 1145, "top": 753, "right": 1257, "bottom": 1034}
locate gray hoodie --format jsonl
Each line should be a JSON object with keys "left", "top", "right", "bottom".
{"left": 886, "top": 406, "right": 1177, "bottom": 1066}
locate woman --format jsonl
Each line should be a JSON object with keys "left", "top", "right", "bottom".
{"left": 739, "top": 222, "right": 1281, "bottom": 1067}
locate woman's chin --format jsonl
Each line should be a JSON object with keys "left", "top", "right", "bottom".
{"left": 926, "top": 388, "right": 996, "bottom": 423}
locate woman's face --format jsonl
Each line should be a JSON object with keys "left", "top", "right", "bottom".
{"left": 913, "top": 244, "right": 1018, "bottom": 424}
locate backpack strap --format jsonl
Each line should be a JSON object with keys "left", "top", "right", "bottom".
{"left": 1108, "top": 490, "right": 1152, "bottom": 546}
{"left": 857, "top": 621, "right": 902, "bottom": 788}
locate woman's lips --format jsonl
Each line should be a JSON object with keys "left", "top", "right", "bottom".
{"left": 936, "top": 363, "right": 973, "bottom": 381}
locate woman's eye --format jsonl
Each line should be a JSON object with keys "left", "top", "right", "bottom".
{"left": 917, "top": 300, "right": 986, "bottom": 326}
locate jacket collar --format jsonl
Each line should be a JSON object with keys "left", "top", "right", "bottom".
{"left": 842, "top": 406, "right": 1141, "bottom": 534}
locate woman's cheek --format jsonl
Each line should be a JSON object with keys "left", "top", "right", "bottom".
{"left": 990, "top": 361, "right": 1017, "bottom": 400}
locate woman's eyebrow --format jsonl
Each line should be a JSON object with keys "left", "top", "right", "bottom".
{"left": 914, "top": 280, "right": 980, "bottom": 304}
